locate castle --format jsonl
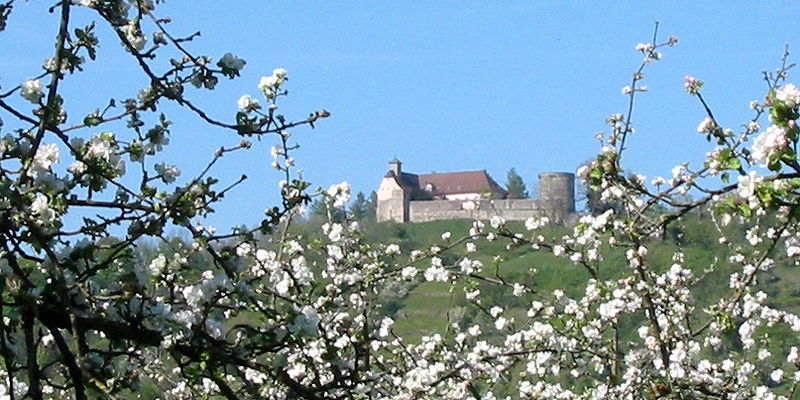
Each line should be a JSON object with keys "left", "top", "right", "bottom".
{"left": 376, "top": 158, "right": 576, "bottom": 224}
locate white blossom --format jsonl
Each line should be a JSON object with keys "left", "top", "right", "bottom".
{"left": 237, "top": 94, "right": 259, "bottom": 112}
{"left": 751, "top": 125, "right": 789, "bottom": 166}
{"left": 788, "top": 347, "right": 799, "bottom": 363}
{"left": 771, "top": 369, "right": 784, "bottom": 383}
{"left": 737, "top": 171, "right": 761, "bottom": 201}
{"left": 490, "top": 215, "right": 505, "bottom": 228}
{"left": 30, "top": 194, "right": 57, "bottom": 226}
{"left": 154, "top": 163, "right": 180, "bottom": 183}
{"left": 20, "top": 79, "right": 44, "bottom": 103}
{"left": 776, "top": 83, "right": 800, "bottom": 107}
{"left": 31, "top": 143, "right": 59, "bottom": 175}
{"left": 386, "top": 243, "right": 400, "bottom": 255}
{"left": 258, "top": 68, "right": 288, "bottom": 99}
{"left": 121, "top": 21, "right": 147, "bottom": 51}
{"left": 327, "top": 181, "right": 350, "bottom": 209}
{"left": 697, "top": 117, "right": 715, "bottom": 133}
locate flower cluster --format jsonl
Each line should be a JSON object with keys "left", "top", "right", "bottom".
{"left": 259, "top": 68, "right": 288, "bottom": 100}
{"left": 751, "top": 124, "right": 789, "bottom": 166}
{"left": 154, "top": 162, "right": 181, "bottom": 183}
{"left": 121, "top": 20, "right": 147, "bottom": 52}
{"left": 684, "top": 75, "right": 703, "bottom": 94}
{"left": 20, "top": 78, "right": 44, "bottom": 103}
{"left": 327, "top": 181, "right": 351, "bottom": 209}
{"left": 237, "top": 94, "right": 259, "bottom": 112}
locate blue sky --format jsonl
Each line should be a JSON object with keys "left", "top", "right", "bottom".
{"left": 3, "top": 1, "right": 800, "bottom": 231}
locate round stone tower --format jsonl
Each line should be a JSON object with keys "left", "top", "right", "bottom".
{"left": 538, "top": 172, "right": 575, "bottom": 223}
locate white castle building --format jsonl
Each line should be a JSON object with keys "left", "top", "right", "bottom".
{"left": 376, "top": 158, "right": 575, "bottom": 224}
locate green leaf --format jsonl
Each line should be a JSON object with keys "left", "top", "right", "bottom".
{"left": 83, "top": 115, "right": 102, "bottom": 126}
{"left": 768, "top": 157, "right": 781, "bottom": 172}
{"left": 760, "top": 190, "right": 772, "bottom": 205}
{"left": 739, "top": 202, "right": 752, "bottom": 218}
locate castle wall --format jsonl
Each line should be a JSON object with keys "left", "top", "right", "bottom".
{"left": 408, "top": 199, "right": 571, "bottom": 224}
{"left": 377, "top": 189, "right": 407, "bottom": 222}
{"left": 377, "top": 178, "right": 408, "bottom": 222}
{"left": 376, "top": 166, "right": 576, "bottom": 225}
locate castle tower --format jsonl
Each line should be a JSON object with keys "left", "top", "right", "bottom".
{"left": 376, "top": 158, "right": 410, "bottom": 222}
{"left": 538, "top": 172, "right": 575, "bottom": 223}
{"left": 389, "top": 157, "right": 401, "bottom": 176}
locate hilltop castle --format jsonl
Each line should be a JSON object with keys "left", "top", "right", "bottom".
{"left": 376, "top": 158, "right": 575, "bottom": 224}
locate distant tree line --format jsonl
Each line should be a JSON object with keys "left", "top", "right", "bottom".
{"left": 308, "top": 190, "right": 378, "bottom": 224}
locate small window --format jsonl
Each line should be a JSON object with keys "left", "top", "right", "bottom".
{"left": 425, "top": 183, "right": 434, "bottom": 192}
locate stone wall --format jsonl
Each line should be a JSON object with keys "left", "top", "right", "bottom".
{"left": 408, "top": 198, "right": 572, "bottom": 224}
{"left": 376, "top": 188, "right": 407, "bottom": 223}
{"left": 376, "top": 169, "right": 577, "bottom": 224}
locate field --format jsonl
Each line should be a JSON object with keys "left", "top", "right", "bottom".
{"left": 372, "top": 215, "right": 800, "bottom": 347}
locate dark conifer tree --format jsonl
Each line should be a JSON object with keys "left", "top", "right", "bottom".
{"left": 505, "top": 168, "right": 530, "bottom": 199}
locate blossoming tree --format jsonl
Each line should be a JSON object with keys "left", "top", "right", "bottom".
{"left": 3, "top": 1, "right": 800, "bottom": 399}
{"left": 0, "top": 1, "right": 330, "bottom": 398}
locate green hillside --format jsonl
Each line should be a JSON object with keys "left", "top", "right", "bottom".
{"left": 364, "top": 214, "right": 800, "bottom": 347}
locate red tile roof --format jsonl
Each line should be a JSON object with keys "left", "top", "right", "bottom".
{"left": 388, "top": 169, "right": 507, "bottom": 198}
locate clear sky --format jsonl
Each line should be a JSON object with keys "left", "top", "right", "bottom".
{"left": 3, "top": 1, "right": 800, "bottom": 232}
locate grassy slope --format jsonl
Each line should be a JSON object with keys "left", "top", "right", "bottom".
{"left": 384, "top": 219, "right": 590, "bottom": 342}
{"left": 372, "top": 216, "right": 800, "bottom": 347}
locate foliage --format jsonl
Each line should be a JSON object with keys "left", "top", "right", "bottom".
{"left": 505, "top": 167, "right": 530, "bottom": 199}
{"left": 348, "top": 191, "right": 376, "bottom": 222}
{"left": 409, "top": 187, "right": 434, "bottom": 201}
{"left": 577, "top": 159, "right": 624, "bottom": 214}
{"left": 4, "top": 3, "right": 800, "bottom": 400}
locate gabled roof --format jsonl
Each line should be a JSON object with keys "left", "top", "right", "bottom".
{"left": 418, "top": 170, "right": 507, "bottom": 198}
{"left": 384, "top": 163, "right": 507, "bottom": 198}
{"left": 384, "top": 171, "right": 419, "bottom": 189}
